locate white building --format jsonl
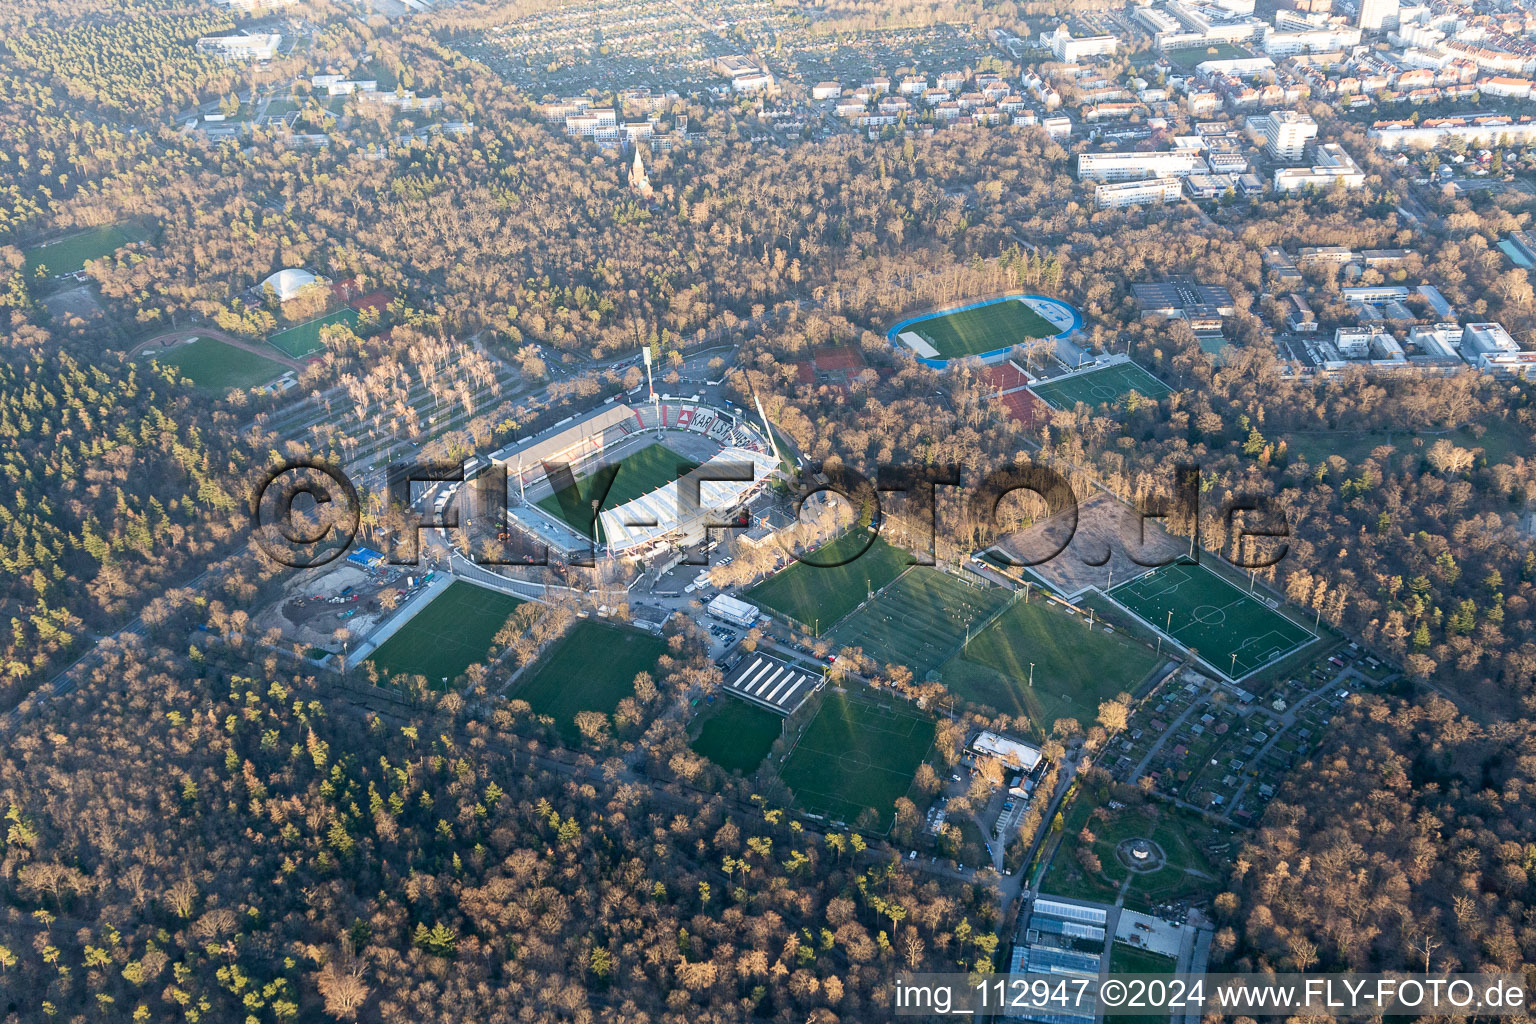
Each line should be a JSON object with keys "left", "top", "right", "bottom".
{"left": 1460, "top": 322, "right": 1536, "bottom": 376}
{"left": 732, "top": 71, "right": 775, "bottom": 93}
{"left": 1358, "top": 0, "right": 1399, "bottom": 32}
{"left": 1263, "top": 24, "right": 1362, "bottom": 55}
{"left": 1260, "top": 110, "right": 1318, "bottom": 161}
{"left": 197, "top": 33, "right": 280, "bottom": 61}
{"left": 970, "top": 730, "right": 1044, "bottom": 771}
{"left": 1040, "top": 25, "right": 1118, "bottom": 61}
{"left": 1273, "top": 142, "right": 1366, "bottom": 191}
{"left": 1077, "top": 150, "right": 1205, "bottom": 181}
{"left": 1096, "top": 176, "right": 1184, "bottom": 207}
{"left": 707, "top": 594, "right": 760, "bottom": 629}
{"left": 811, "top": 81, "right": 841, "bottom": 100}
{"left": 1369, "top": 118, "right": 1536, "bottom": 150}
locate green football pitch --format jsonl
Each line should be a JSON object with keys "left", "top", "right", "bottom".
{"left": 779, "top": 689, "right": 935, "bottom": 831}
{"left": 25, "top": 224, "right": 147, "bottom": 276}
{"left": 745, "top": 530, "right": 910, "bottom": 634}
{"left": 508, "top": 619, "right": 669, "bottom": 745}
{"left": 535, "top": 442, "right": 698, "bottom": 538}
{"left": 940, "top": 596, "right": 1161, "bottom": 734}
{"left": 366, "top": 581, "right": 525, "bottom": 687}
{"left": 267, "top": 308, "right": 360, "bottom": 358}
{"left": 905, "top": 299, "right": 1058, "bottom": 359}
{"left": 1109, "top": 560, "right": 1315, "bottom": 680}
{"left": 151, "top": 337, "right": 287, "bottom": 391}
{"left": 828, "top": 567, "right": 1010, "bottom": 679}
{"left": 1029, "top": 361, "right": 1172, "bottom": 410}
{"left": 691, "top": 695, "right": 783, "bottom": 774}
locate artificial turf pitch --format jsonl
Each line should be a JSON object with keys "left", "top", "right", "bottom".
{"left": 1029, "top": 361, "right": 1172, "bottom": 411}
{"left": 745, "top": 530, "right": 910, "bottom": 634}
{"left": 1108, "top": 560, "right": 1314, "bottom": 679}
{"left": 535, "top": 442, "right": 698, "bottom": 537}
{"left": 152, "top": 337, "right": 286, "bottom": 391}
{"left": 366, "top": 581, "right": 525, "bottom": 686}
{"left": 939, "top": 596, "right": 1160, "bottom": 733}
{"left": 779, "top": 689, "right": 935, "bottom": 830}
{"left": 267, "top": 308, "right": 360, "bottom": 358}
{"left": 828, "top": 567, "right": 1010, "bottom": 679}
{"left": 509, "top": 619, "right": 669, "bottom": 744}
{"left": 907, "top": 299, "right": 1058, "bottom": 359}
{"left": 690, "top": 696, "right": 783, "bottom": 774}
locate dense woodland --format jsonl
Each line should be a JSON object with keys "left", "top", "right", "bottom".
{"left": 0, "top": 0, "right": 1534, "bottom": 1016}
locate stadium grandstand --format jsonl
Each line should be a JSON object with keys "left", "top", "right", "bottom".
{"left": 490, "top": 398, "right": 780, "bottom": 559}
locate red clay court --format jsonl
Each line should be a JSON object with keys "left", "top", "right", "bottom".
{"left": 999, "top": 389, "right": 1044, "bottom": 425}
{"left": 982, "top": 361, "right": 1031, "bottom": 393}
{"left": 812, "top": 345, "right": 866, "bottom": 372}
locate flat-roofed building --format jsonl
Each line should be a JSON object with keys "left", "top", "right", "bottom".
{"left": 1273, "top": 142, "right": 1366, "bottom": 191}
{"left": 1077, "top": 150, "right": 1204, "bottom": 180}
{"left": 1096, "top": 176, "right": 1184, "bottom": 207}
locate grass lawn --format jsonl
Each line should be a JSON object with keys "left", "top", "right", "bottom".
{"left": 366, "top": 581, "right": 525, "bottom": 687}
{"left": 1109, "top": 560, "right": 1314, "bottom": 680}
{"left": 25, "top": 224, "right": 147, "bottom": 276}
{"left": 267, "top": 307, "right": 360, "bottom": 358}
{"left": 904, "top": 297, "right": 1059, "bottom": 359}
{"left": 940, "top": 597, "right": 1160, "bottom": 735}
{"left": 1109, "top": 944, "right": 1178, "bottom": 974}
{"left": 828, "top": 567, "right": 1010, "bottom": 679}
{"left": 509, "top": 619, "right": 668, "bottom": 745}
{"left": 1106, "top": 944, "right": 1177, "bottom": 1024}
{"left": 691, "top": 695, "right": 783, "bottom": 774}
{"left": 1283, "top": 420, "right": 1532, "bottom": 468}
{"left": 1043, "top": 795, "right": 1230, "bottom": 911}
{"left": 746, "top": 530, "right": 910, "bottom": 634}
{"left": 535, "top": 441, "right": 698, "bottom": 538}
{"left": 150, "top": 337, "right": 287, "bottom": 391}
{"left": 779, "top": 687, "right": 935, "bottom": 831}
{"left": 1030, "top": 361, "right": 1172, "bottom": 411}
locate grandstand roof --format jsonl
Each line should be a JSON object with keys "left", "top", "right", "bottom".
{"left": 599, "top": 446, "right": 778, "bottom": 551}
{"left": 491, "top": 404, "right": 636, "bottom": 470}
{"left": 722, "top": 652, "right": 820, "bottom": 715}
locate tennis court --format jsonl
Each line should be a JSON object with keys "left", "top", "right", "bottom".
{"left": 1108, "top": 560, "right": 1315, "bottom": 680}
{"left": 366, "top": 581, "right": 525, "bottom": 687}
{"left": 267, "top": 308, "right": 360, "bottom": 358}
{"left": 779, "top": 689, "right": 935, "bottom": 831}
{"left": 828, "top": 567, "right": 1010, "bottom": 679}
{"left": 1030, "top": 360, "right": 1172, "bottom": 410}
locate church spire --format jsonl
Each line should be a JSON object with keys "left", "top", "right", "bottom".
{"left": 630, "top": 147, "right": 653, "bottom": 199}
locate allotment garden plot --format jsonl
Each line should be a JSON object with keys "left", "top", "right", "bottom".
{"left": 828, "top": 566, "right": 1010, "bottom": 679}
{"left": 1108, "top": 560, "right": 1315, "bottom": 680}
{"left": 779, "top": 688, "right": 935, "bottom": 831}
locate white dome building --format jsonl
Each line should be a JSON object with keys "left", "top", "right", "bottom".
{"left": 261, "top": 268, "right": 320, "bottom": 302}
